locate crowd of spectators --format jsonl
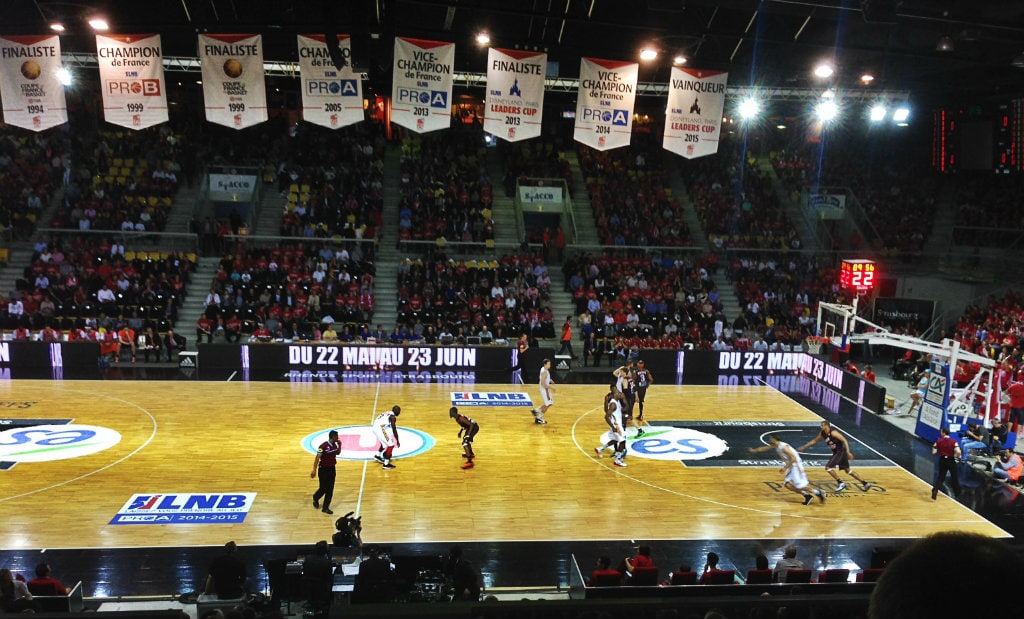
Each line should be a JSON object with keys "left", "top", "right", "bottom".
{"left": 685, "top": 146, "right": 797, "bottom": 250}
{"left": 396, "top": 128, "right": 495, "bottom": 247}
{"left": 3, "top": 235, "right": 193, "bottom": 338}
{"left": 952, "top": 172, "right": 1024, "bottom": 247}
{"left": 197, "top": 242, "right": 375, "bottom": 342}
{"left": 0, "top": 126, "right": 69, "bottom": 239}
{"left": 499, "top": 137, "right": 572, "bottom": 198}
{"left": 394, "top": 248, "right": 555, "bottom": 342}
{"left": 771, "top": 140, "right": 935, "bottom": 253}
{"left": 50, "top": 126, "right": 184, "bottom": 234}
{"left": 579, "top": 136, "right": 692, "bottom": 248}
{"left": 276, "top": 124, "right": 385, "bottom": 248}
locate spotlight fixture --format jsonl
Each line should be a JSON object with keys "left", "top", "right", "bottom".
{"left": 738, "top": 98, "right": 759, "bottom": 120}
{"left": 475, "top": 31, "right": 490, "bottom": 46}
{"left": 673, "top": 54, "right": 687, "bottom": 65}
{"left": 1012, "top": 52, "right": 1024, "bottom": 69}
{"left": 56, "top": 67, "right": 72, "bottom": 86}
{"left": 892, "top": 107, "right": 910, "bottom": 122}
{"left": 640, "top": 47, "right": 658, "bottom": 61}
{"left": 813, "top": 63, "right": 834, "bottom": 79}
{"left": 49, "top": 23, "right": 65, "bottom": 32}
{"left": 860, "top": 73, "right": 874, "bottom": 84}
{"left": 935, "top": 36, "right": 955, "bottom": 52}
{"left": 815, "top": 100, "right": 838, "bottom": 122}
{"left": 88, "top": 17, "right": 109, "bottom": 31}
{"left": 869, "top": 105, "right": 886, "bottom": 122}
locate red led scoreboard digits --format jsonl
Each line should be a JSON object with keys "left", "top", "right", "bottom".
{"left": 840, "top": 259, "right": 877, "bottom": 293}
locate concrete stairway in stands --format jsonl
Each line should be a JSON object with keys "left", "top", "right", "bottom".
{"left": 366, "top": 144, "right": 402, "bottom": 332}
{"left": 175, "top": 257, "right": 220, "bottom": 344}
{"left": 758, "top": 156, "right": 818, "bottom": 251}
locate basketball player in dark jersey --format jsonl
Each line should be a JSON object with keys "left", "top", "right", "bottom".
{"left": 796, "top": 420, "right": 872, "bottom": 492}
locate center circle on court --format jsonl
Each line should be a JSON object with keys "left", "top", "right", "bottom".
{"left": 302, "top": 425, "right": 435, "bottom": 460}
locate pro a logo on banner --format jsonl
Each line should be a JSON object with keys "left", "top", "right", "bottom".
{"left": 663, "top": 68, "right": 727, "bottom": 159}
{"left": 484, "top": 48, "right": 545, "bottom": 142}
{"left": 199, "top": 33, "right": 268, "bottom": 129}
{"left": 391, "top": 37, "right": 453, "bottom": 134}
{"left": 95, "top": 34, "right": 168, "bottom": 130}
{"left": 0, "top": 35, "right": 67, "bottom": 132}
{"left": 574, "top": 57, "right": 637, "bottom": 151}
{"left": 297, "top": 34, "right": 362, "bottom": 130}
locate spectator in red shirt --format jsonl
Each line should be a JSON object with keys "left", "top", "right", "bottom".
{"left": 624, "top": 545, "right": 654, "bottom": 575}
{"left": 27, "top": 563, "right": 68, "bottom": 596}
{"left": 862, "top": 364, "right": 877, "bottom": 383}
{"left": 586, "top": 556, "right": 622, "bottom": 587}
{"left": 698, "top": 552, "right": 732, "bottom": 585}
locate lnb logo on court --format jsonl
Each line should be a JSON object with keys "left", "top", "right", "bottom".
{"left": 302, "top": 425, "right": 435, "bottom": 461}
{"left": 0, "top": 424, "right": 122, "bottom": 463}
{"left": 604, "top": 427, "right": 729, "bottom": 461}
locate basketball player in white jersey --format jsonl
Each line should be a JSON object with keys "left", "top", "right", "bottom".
{"left": 530, "top": 358, "right": 554, "bottom": 424}
{"left": 749, "top": 434, "right": 826, "bottom": 505}
{"left": 595, "top": 389, "right": 628, "bottom": 467}
{"left": 372, "top": 405, "right": 401, "bottom": 469}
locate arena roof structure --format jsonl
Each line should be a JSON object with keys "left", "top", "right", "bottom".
{"left": 2, "top": 0, "right": 1023, "bottom": 105}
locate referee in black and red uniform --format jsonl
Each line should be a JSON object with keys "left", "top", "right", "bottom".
{"left": 311, "top": 430, "right": 340, "bottom": 514}
{"left": 931, "top": 426, "right": 962, "bottom": 501}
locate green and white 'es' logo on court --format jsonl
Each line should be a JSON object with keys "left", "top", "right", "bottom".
{"left": 603, "top": 427, "right": 729, "bottom": 461}
{"left": 0, "top": 424, "right": 122, "bottom": 463}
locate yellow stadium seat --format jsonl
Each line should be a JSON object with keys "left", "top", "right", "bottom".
{"left": 112, "top": 158, "right": 123, "bottom": 167}
{"left": 124, "top": 251, "right": 136, "bottom": 261}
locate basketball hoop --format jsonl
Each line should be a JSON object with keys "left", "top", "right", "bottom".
{"left": 806, "top": 336, "right": 830, "bottom": 355}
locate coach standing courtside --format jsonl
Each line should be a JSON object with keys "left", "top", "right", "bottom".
{"left": 311, "top": 430, "right": 340, "bottom": 514}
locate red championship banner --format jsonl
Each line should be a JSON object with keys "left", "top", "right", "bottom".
{"left": 297, "top": 34, "right": 363, "bottom": 130}
{"left": 0, "top": 34, "right": 67, "bottom": 132}
{"left": 391, "top": 37, "right": 453, "bottom": 134}
{"left": 483, "top": 48, "right": 546, "bottom": 142}
{"left": 199, "top": 34, "right": 267, "bottom": 129}
{"left": 96, "top": 34, "right": 168, "bottom": 130}
{"left": 574, "top": 57, "right": 637, "bottom": 151}
{"left": 663, "top": 67, "right": 727, "bottom": 159}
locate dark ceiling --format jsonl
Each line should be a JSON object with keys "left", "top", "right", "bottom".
{"left": 4, "top": 0, "right": 1024, "bottom": 105}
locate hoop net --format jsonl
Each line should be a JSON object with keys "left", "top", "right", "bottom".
{"left": 806, "top": 336, "right": 830, "bottom": 355}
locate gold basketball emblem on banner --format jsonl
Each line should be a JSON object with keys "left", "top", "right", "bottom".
{"left": 21, "top": 60, "right": 41, "bottom": 80}
{"left": 223, "top": 58, "right": 243, "bottom": 78}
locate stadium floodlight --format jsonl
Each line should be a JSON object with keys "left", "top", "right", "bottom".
{"left": 475, "top": 32, "right": 490, "bottom": 46}
{"left": 640, "top": 47, "right": 658, "bottom": 61}
{"left": 56, "top": 67, "right": 72, "bottom": 86}
{"left": 893, "top": 107, "right": 910, "bottom": 122}
{"left": 815, "top": 99, "right": 838, "bottom": 122}
{"left": 88, "top": 17, "right": 109, "bottom": 31}
{"left": 673, "top": 54, "right": 687, "bottom": 65}
{"left": 869, "top": 104, "right": 886, "bottom": 122}
{"left": 738, "top": 98, "right": 760, "bottom": 120}
{"left": 813, "top": 63, "right": 834, "bottom": 79}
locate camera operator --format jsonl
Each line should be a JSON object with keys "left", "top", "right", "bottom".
{"left": 332, "top": 512, "right": 362, "bottom": 548}
{"left": 445, "top": 545, "right": 480, "bottom": 602}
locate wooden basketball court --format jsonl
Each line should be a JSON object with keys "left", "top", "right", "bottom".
{"left": 0, "top": 380, "right": 1007, "bottom": 551}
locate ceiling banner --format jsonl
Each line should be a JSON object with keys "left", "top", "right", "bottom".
{"left": 663, "top": 67, "right": 728, "bottom": 159}
{"left": 391, "top": 37, "right": 453, "bottom": 134}
{"left": 483, "top": 48, "right": 546, "bottom": 142}
{"left": 0, "top": 34, "right": 67, "bottom": 132}
{"left": 95, "top": 34, "right": 168, "bottom": 130}
{"left": 573, "top": 57, "right": 638, "bottom": 151}
{"left": 199, "top": 33, "right": 267, "bottom": 130}
{"left": 297, "top": 34, "right": 363, "bottom": 130}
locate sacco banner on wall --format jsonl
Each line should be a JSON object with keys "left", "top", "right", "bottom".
{"left": 573, "top": 57, "right": 637, "bottom": 151}
{"left": 391, "top": 37, "right": 453, "bottom": 134}
{"left": 663, "top": 67, "right": 727, "bottom": 159}
{"left": 95, "top": 34, "right": 168, "bottom": 130}
{"left": 483, "top": 48, "right": 546, "bottom": 142}
{"left": 297, "top": 34, "right": 363, "bottom": 130}
{"left": 0, "top": 34, "right": 67, "bottom": 132}
{"left": 198, "top": 33, "right": 267, "bottom": 129}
